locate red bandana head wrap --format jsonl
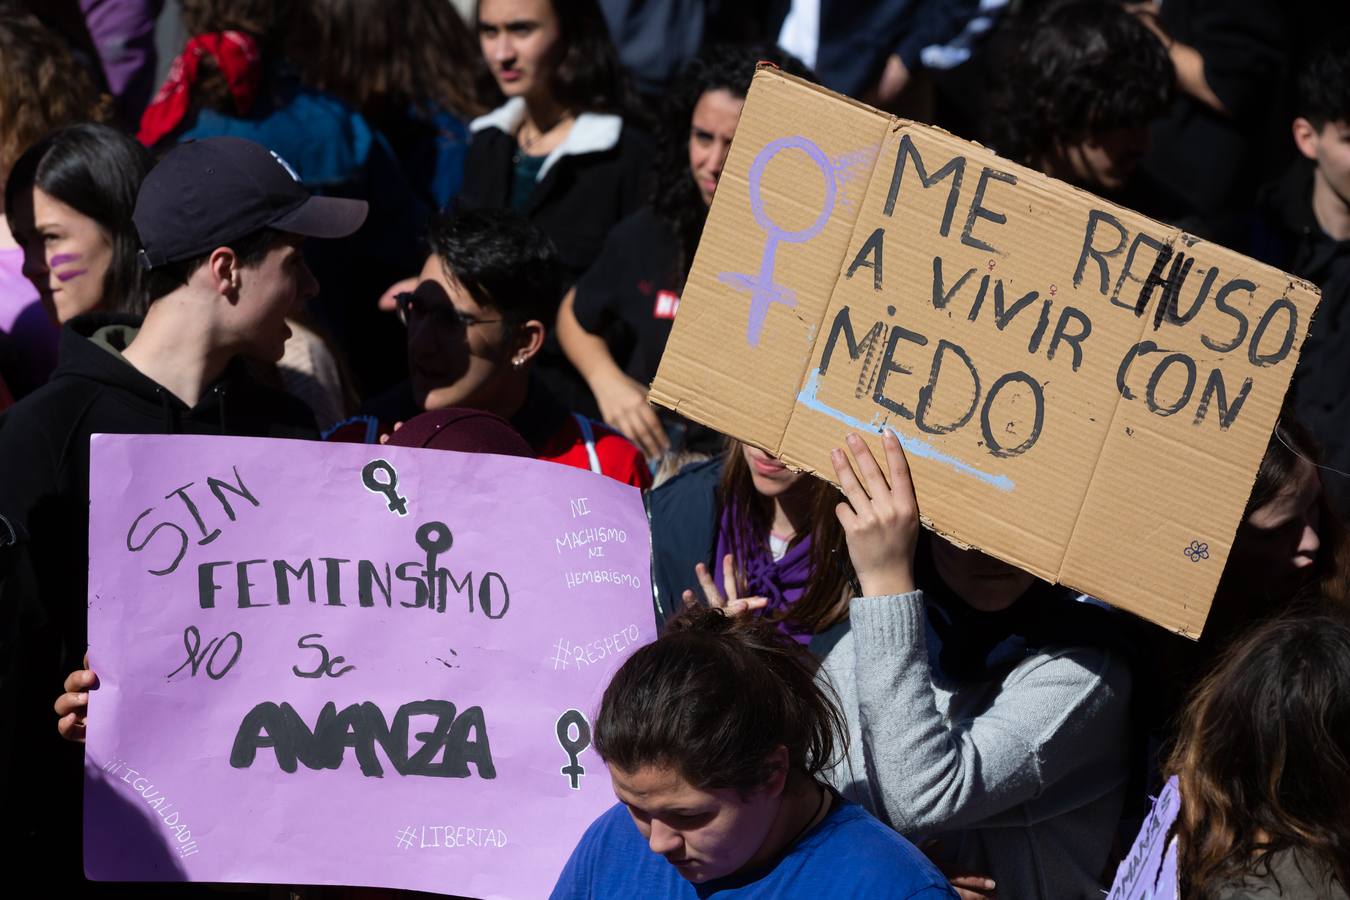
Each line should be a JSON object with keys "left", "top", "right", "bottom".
{"left": 138, "top": 31, "right": 261, "bottom": 148}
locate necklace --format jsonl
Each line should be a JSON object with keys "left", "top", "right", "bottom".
{"left": 783, "top": 782, "right": 830, "bottom": 852}
{"left": 513, "top": 113, "right": 572, "bottom": 164}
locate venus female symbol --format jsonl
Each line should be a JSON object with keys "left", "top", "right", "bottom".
{"left": 718, "top": 136, "right": 838, "bottom": 346}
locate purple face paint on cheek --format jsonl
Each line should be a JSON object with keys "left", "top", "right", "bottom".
{"left": 50, "top": 252, "right": 87, "bottom": 283}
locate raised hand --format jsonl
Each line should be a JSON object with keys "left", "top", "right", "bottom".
{"left": 682, "top": 553, "right": 770, "bottom": 618}
{"left": 831, "top": 431, "right": 920, "bottom": 598}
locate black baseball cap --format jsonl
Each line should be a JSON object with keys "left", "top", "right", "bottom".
{"left": 133, "top": 136, "right": 369, "bottom": 268}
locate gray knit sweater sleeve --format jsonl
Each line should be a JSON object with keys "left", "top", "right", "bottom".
{"left": 831, "top": 591, "right": 1130, "bottom": 834}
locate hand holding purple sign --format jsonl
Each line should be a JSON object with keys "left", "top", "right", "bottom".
{"left": 84, "top": 434, "right": 654, "bottom": 898}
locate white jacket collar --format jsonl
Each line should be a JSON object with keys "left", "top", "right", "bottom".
{"left": 471, "top": 98, "right": 623, "bottom": 181}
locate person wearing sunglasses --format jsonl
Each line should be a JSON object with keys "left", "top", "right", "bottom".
{"left": 395, "top": 207, "right": 649, "bottom": 488}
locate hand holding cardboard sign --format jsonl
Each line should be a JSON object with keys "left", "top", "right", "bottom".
{"left": 593, "top": 370, "right": 668, "bottom": 460}
{"left": 832, "top": 431, "right": 919, "bottom": 598}
{"left": 682, "top": 554, "right": 770, "bottom": 618}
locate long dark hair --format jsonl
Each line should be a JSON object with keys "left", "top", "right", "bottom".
{"left": 474, "top": 0, "right": 628, "bottom": 115}
{"left": 4, "top": 123, "right": 152, "bottom": 315}
{"left": 1167, "top": 609, "right": 1350, "bottom": 898}
{"left": 1245, "top": 418, "right": 1349, "bottom": 604}
{"left": 291, "top": 0, "right": 483, "bottom": 123}
{"left": 716, "top": 441, "right": 855, "bottom": 636}
{"left": 650, "top": 45, "right": 811, "bottom": 281}
{"left": 595, "top": 606, "right": 846, "bottom": 791}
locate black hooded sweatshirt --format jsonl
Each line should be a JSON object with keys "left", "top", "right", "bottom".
{"left": 1252, "top": 163, "right": 1350, "bottom": 517}
{"left": 0, "top": 313, "right": 315, "bottom": 883}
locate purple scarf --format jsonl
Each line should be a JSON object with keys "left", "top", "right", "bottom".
{"left": 713, "top": 505, "right": 815, "bottom": 644}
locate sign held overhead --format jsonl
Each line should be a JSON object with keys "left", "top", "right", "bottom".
{"left": 651, "top": 67, "right": 1320, "bottom": 637}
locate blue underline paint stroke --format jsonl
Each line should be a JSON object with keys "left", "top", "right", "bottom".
{"left": 795, "top": 369, "right": 1015, "bottom": 492}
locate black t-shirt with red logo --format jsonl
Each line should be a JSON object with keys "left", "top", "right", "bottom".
{"left": 572, "top": 207, "right": 684, "bottom": 388}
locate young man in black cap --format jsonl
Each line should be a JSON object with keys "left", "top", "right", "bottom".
{"left": 0, "top": 136, "right": 367, "bottom": 882}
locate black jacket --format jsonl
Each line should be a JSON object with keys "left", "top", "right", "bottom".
{"left": 457, "top": 112, "right": 654, "bottom": 278}
{"left": 0, "top": 313, "right": 315, "bottom": 878}
{"left": 458, "top": 108, "right": 654, "bottom": 415}
{"left": 1252, "top": 164, "right": 1350, "bottom": 516}
{"left": 646, "top": 457, "right": 721, "bottom": 626}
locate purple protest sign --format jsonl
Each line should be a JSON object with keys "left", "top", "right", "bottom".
{"left": 84, "top": 434, "right": 654, "bottom": 898}
{"left": 1108, "top": 775, "right": 1181, "bottom": 900}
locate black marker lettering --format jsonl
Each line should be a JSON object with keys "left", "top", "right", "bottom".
{"left": 873, "top": 324, "right": 930, "bottom": 419}
{"left": 1073, "top": 210, "right": 1128, "bottom": 295}
{"left": 883, "top": 133, "right": 966, "bottom": 237}
{"left": 845, "top": 228, "right": 885, "bottom": 290}
{"left": 961, "top": 167, "right": 1017, "bottom": 254}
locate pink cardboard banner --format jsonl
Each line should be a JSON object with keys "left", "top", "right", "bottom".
{"left": 84, "top": 434, "right": 654, "bottom": 898}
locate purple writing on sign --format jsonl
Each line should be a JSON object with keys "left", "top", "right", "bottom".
{"left": 719, "top": 136, "right": 837, "bottom": 346}
{"left": 84, "top": 434, "right": 655, "bottom": 898}
{"left": 1108, "top": 775, "right": 1180, "bottom": 900}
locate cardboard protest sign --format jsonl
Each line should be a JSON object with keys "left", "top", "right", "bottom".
{"left": 1109, "top": 776, "right": 1181, "bottom": 900}
{"left": 651, "top": 68, "right": 1320, "bottom": 636}
{"left": 84, "top": 434, "right": 653, "bottom": 898}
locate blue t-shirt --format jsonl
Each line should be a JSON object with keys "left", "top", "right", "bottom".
{"left": 550, "top": 796, "right": 957, "bottom": 899}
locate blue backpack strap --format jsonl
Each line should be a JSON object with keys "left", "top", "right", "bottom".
{"left": 573, "top": 413, "right": 603, "bottom": 475}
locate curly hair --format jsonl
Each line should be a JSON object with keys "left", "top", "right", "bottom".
{"left": 1296, "top": 33, "right": 1350, "bottom": 128}
{"left": 0, "top": 11, "right": 110, "bottom": 179}
{"left": 987, "top": 0, "right": 1174, "bottom": 166}
{"left": 290, "top": 0, "right": 483, "bottom": 123}
{"left": 1166, "top": 608, "right": 1350, "bottom": 899}
{"left": 595, "top": 605, "right": 847, "bottom": 791}
{"left": 649, "top": 45, "right": 812, "bottom": 282}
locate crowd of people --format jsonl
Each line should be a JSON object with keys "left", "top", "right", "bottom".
{"left": 1, "top": 0, "right": 1348, "bottom": 898}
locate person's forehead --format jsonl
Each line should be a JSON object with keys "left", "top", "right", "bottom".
{"left": 478, "top": 0, "right": 547, "bottom": 25}
{"left": 1251, "top": 459, "right": 1320, "bottom": 525}
{"left": 609, "top": 763, "right": 705, "bottom": 801}
{"left": 31, "top": 188, "right": 84, "bottom": 222}
{"left": 694, "top": 89, "right": 745, "bottom": 119}
{"left": 417, "top": 253, "right": 485, "bottom": 312}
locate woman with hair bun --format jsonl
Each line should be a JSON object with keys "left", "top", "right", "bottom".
{"left": 550, "top": 606, "right": 956, "bottom": 897}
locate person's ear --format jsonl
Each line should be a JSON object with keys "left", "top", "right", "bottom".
{"left": 1292, "top": 117, "right": 1320, "bottom": 162}
{"left": 510, "top": 319, "right": 546, "bottom": 368}
{"left": 761, "top": 745, "right": 790, "bottom": 800}
{"left": 207, "top": 246, "right": 240, "bottom": 299}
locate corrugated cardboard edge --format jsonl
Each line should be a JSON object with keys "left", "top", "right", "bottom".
{"left": 650, "top": 67, "right": 1324, "bottom": 637}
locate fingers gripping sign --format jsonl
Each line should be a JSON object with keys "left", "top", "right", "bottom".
{"left": 55, "top": 652, "right": 97, "bottom": 743}
{"left": 681, "top": 553, "right": 770, "bottom": 618}
{"left": 831, "top": 430, "right": 920, "bottom": 598}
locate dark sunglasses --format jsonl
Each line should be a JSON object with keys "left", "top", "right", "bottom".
{"left": 395, "top": 291, "right": 502, "bottom": 330}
